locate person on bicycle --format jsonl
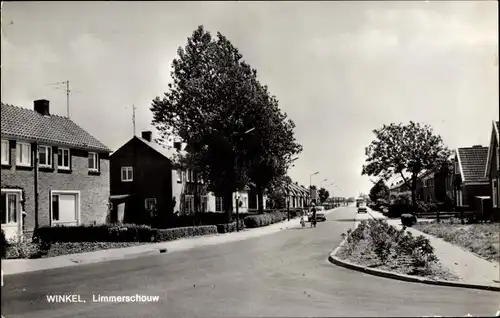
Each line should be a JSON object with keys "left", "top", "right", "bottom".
{"left": 310, "top": 202, "right": 317, "bottom": 228}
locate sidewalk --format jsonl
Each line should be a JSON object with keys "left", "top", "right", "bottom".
{"left": 366, "top": 209, "right": 500, "bottom": 288}
{"left": 2, "top": 208, "right": 341, "bottom": 276}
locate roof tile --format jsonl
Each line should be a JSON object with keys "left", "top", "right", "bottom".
{"left": 457, "top": 146, "right": 489, "bottom": 183}
{"left": 1, "top": 103, "right": 110, "bottom": 152}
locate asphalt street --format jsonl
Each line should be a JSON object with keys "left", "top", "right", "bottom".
{"left": 1, "top": 207, "right": 498, "bottom": 317}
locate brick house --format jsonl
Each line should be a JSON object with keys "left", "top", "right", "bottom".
{"left": 419, "top": 166, "right": 450, "bottom": 204}
{"left": 1, "top": 100, "right": 111, "bottom": 241}
{"left": 109, "top": 131, "right": 176, "bottom": 226}
{"left": 110, "top": 131, "right": 261, "bottom": 225}
{"left": 453, "top": 145, "right": 490, "bottom": 209}
{"left": 485, "top": 121, "right": 500, "bottom": 219}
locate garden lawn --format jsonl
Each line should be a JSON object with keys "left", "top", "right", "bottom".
{"left": 337, "top": 219, "right": 460, "bottom": 281}
{"left": 413, "top": 219, "right": 500, "bottom": 263}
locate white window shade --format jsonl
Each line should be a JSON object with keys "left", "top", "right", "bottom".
{"left": 58, "top": 194, "right": 77, "bottom": 223}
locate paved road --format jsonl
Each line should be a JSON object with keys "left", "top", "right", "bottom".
{"left": 1, "top": 207, "right": 498, "bottom": 317}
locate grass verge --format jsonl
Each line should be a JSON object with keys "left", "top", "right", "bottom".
{"left": 413, "top": 218, "right": 499, "bottom": 263}
{"left": 337, "top": 219, "right": 460, "bottom": 281}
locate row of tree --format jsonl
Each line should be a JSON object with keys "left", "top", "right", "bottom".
{"left": 150, "top": 26, "right": 302, "bottom": 221}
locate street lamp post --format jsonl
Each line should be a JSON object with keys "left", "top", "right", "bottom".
{"left": 310, "top": 172, "right": 319, "bottom": 205}
{"left": 235, "top": 127, "right": 255, "bottom": 232}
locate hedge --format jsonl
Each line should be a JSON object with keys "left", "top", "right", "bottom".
{"left": 244, "top": 211, "right": 287, "bottom": 228}
{"left": 216, "top": 220, "right": 245, "bottom": 233}
{"left": 34, "top": 224, "right": 217, "bottom": 243}
{"left": 1, "top": 229, "right": 7, "bottom": 259}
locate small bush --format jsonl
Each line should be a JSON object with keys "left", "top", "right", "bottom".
{"left": 154, "top": 225, "right": 217, "bottom": 242}
{"left": 1, "top": 229, "right": 7, "bottom": 259}
{"left": 401, "top": 213, "right": 417, "bottom": 227}
{"left": 216, "top": 220, "right": 245, "bottom": 233}
{"left": 5, "top": 240, "right": 41, "bottom": 259}
{"left": 243, "top": 211, "right": 287, "bottom": 228}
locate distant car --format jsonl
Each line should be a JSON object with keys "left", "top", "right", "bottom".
{"left": 357, "top": 205, "right": 368, "bottom": 213}
{"left": 316, "top": 213, "right": 326, "bottom": 222}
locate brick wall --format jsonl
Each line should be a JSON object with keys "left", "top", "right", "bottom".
{"left": 1, "top": 140, "right": 110, "bottom": 232}
{"left": 462, "top": 183, "right": 491, "bottom": 208}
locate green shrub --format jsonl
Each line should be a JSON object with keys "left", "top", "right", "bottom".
{"left": 1, "top": 229, "right": 7, "bottom": 259}
{"left": 5, "top": 240, "right": 41, "bottom": 259}
{"left": 243, "top": 211, "right": 287, "bottom": 228}
{"left": 154, "top": 225, "right": 217, "bottom": 242}
{"left": 34, "top": 223, "right": 217, "bottom": 243}
{"left": 216, "top": 221, "right": 245, "bottom": 233}
{"left": 401, "top": 213, "right": 417, "bottom": 227}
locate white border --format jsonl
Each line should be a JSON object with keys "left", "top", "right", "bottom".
{"left": 49, "top": 190, "right": 81, "bottom": 226}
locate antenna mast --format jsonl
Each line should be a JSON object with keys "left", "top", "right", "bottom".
{"left": 47, "top": 80, "right": 70, "bottom": 118}
{"left": 132, "top": 104, "right": 136, "bottom": 136}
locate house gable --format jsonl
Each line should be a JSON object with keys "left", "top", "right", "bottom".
{"left": 456, "top": 146, "right": 489, "bottom": 184}
{"left": 485, "top": 121, "right": 500, "bottom": 177}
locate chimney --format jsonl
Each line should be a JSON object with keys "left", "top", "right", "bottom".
{"left": 173, "top": 141, "right": 182, "bottom": 151}
{"left": 34, "top": 99, "right": 50, "bottom": 116}
{"left": 141, "top": 131, "right": 152, "bottom": 142}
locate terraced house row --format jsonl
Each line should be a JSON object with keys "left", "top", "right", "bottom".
{"left": 388, "top": 120, "right": 500, "bottom": 220}
{"left": 1, "top": 100, "right": 310, "bottom": 241}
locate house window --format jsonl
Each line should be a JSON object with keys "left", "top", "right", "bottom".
{"left": 38, "top": 145, "right": 52, "bottom": 168}
{"left": 88, "top": 152, "right": 99, "bottom": 172}
{"left": 185, "top": 195, "right": 194, "bottom": 214}
{"left": 1, "top": 191, "right": 18, "bottom": 224}
{"left": 16, "top": 142, "right": 31, "bottom": 167}
{"left": 201, "top": 195, "right": 208, "bottom": 213}
{"left": 176, "top": 170, "right": 182, "bottom": 183}
{"left": 215, "top": 197, "right": 223, "bottom": 212}
{"left": 145, "top": 198, "right": 156, "bottom": 211}
{"left": 51, "top": 192, "right": 79, "bottom": 225}
{"left": 1, "top": 140, "right": 9, "bottom": 165}
{"left": 181, "top": 170, "right": 186, "bottom": 182}
{"left": 121, "top": 166, "right": 133, "bottom": 182}
{"left": 186, "top": 169, "right": 191, "bottom": 182}
{"left": 190, "top": 170, "right": 194, "bottom": 182}
{"left": 57, "top": 148, "right": 70, "bottom": 170}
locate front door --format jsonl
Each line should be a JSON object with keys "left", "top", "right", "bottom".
{"left": 1, "top": 189, "right": 22, "bottom": 242}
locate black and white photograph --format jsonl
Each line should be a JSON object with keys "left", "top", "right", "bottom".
{"left": 1, "top": 1, "right": 499, "bottom": 317}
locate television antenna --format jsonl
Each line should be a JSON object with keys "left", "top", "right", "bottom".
{"left": 46, "top": 81, "right": 71, "bottom": 118}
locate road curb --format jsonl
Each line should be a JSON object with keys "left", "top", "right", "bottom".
{"left": 328, "top": 231, "right": 500, "bottom": 293}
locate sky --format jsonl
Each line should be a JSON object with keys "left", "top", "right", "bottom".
{"left": 1, "top": 1, "right": 498, "bottom": 199}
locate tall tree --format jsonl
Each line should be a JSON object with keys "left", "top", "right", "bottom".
{"left": 318, "top": 187, "right": 330, "bottom": 204}
{"left": 369, "top": 179, "right": 390, "bottom": 203}
{"left": 151, "top": 26, "right": 262, "bottom": 221}
{"left": 362, "top": 122, "right": 451, "bottom": 210}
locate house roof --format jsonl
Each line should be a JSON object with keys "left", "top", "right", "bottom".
{"left": 1, "top": 103, "right": 110, "bottom": 152}
{"left": 136, "top": 137, "right": 183, "bottom": 160}
{"left": 456, "top": 146, "right": 489, "bottom": 183}
{"left": 485, "top": 121, "right": 500, "bottom": 177}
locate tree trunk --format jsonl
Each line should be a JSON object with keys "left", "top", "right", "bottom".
{"left": 224, "top": 190, "right": 233, "bottom": 223}
{"left": 411, "top": 177, "right": 417, "bottom": 213}
{"left": 257, "top": 184, "right": 264, "bottom": 214}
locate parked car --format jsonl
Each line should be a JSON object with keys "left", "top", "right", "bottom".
{"left": 316, "top": 213, "right": 326, "bottom": 222}
{"left": 357, "top": 203, "right": 368, "bottom": 213}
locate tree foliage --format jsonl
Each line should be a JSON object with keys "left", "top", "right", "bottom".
{"left": 369, "top": 179, "right": 390, "bottom": 203}
{"left": 318, "top": 187, "right": 330, "bottom": 204}
{"left": 362, "top": 122, "right": 451, "bottom": 208}
{"left": 151, "top": 25, "right": 301, "bottom": 218}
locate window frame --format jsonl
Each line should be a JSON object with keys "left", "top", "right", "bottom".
{"left": 50, "top": 190, "right": 80, "bottom": 226}
{"left": 215, "top": 197, "right": 223, "bottom": 212}
{"left": 176, "top": 169, "right": 182, "bottom": 183}
{"left": 88, "top": 152, "right": 99, "bottom": 172}
{"left": 121, "top": 166, "right": 133, "bottom": 182}
{"left": 1, "top": 190, "right": 21, "bottom": 225}
{"left": 1, "top": 139, "right": 10, "bottom": 165}
{"left": 184, "top": 195, "right": 194, "bottom": 214}
{"left": 16, "top": 142, "right": 32, "bottom": 167}
{"left": 145, "top": 198, "right": 157, "bottom": 210}
{"left": 57, "top": 148, "right": 71, "bottom": 170}
{"left": 38, "top": 145, "right": 53, "bottom": 168}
